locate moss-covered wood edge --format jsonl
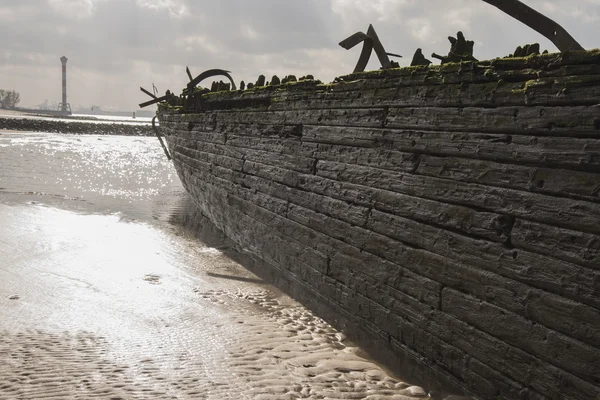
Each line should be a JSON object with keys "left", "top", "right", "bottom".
{"left": 157, "top": 49, "right": 600, "bottom": 114}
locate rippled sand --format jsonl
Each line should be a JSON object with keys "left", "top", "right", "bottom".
{"left": 0, "top": 297, "right": 434, "bottom": 400}
{"left": 0, "top": 203, "right": 449, "bottom": 399}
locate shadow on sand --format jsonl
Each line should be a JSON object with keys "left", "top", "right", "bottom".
{"left": 168, "top": 194, "right": 473, "bottom": 400}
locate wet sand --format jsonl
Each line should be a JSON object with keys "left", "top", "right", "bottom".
{"left": 0, "top": 132, "right": 468, "bottom": 399}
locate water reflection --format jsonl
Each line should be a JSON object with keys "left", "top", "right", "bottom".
{"left": 0, "top": 132, "right": 184, "bottom": 220}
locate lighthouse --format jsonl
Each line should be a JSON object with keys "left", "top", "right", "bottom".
{"left": 59, "top": 56, "right": 71, "bottom": 113}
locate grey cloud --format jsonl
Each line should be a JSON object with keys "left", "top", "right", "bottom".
{"left": 0, "top": 0, "right": 598, "bottom": 111}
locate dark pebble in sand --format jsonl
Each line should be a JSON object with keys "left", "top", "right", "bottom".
{"left": 143, "top": 274, "right": 161, "bottom": 284}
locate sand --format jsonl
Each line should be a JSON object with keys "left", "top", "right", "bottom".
{"left": 0, "top": 204, "right": 461, "bottom": 399}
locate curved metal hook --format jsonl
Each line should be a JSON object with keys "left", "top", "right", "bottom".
{"left": 152, "top": 116, "right": 171, "bottom": 161}
{"left": 481, "top": 0, "right": 583, "bottom": 52}
{"left": 187, "top": 68, "right": 236, "bottom": 91}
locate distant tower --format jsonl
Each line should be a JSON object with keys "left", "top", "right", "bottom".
{"left": 58, "top": 56, "right": 71, "bottom": 114}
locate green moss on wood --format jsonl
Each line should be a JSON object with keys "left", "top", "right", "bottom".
{"left": 156, "top": 49, "right": 600, "bottom": 115}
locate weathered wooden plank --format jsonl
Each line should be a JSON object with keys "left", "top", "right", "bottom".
{"left": 176, "top": 120, "right": 600, "bottom": 176}
{"left": 178, "top": 174, "right": 330, "bottom": 277}
{"left": 176, "top": 154, "right": 286, "bottom": 221}
{"left": 194, "top": 140, "right": 246, "bottom": 159}
{"left": 417, "top": 155, "right": 600, "bottom": 202}
{"left": 524, "top": 290, "right": 600, "bottom": 349}
{"left": 213, "top": 108, "right": 386, "bottom": 128}
{"left": 173, "top": 144, "right": 244, "bottom": 172}
{"left": 385, "top": 105, "right": 600, "bottom": 137}
{"left": 242, "top": 161, "right": 300, "bottom": 187}
{"left": 165, "top": 135, "right": 197, "bottom": 150}
{"left": 289, "top": 202, "right": 500, "bottom": 304}
{"left": 266, "top": 185, "right": 600, "bottom": 348}
{"left": 293, "top": 166, "right": 508, "bottom": 242}
{"left": 165, "top": 126, "right": 226, "bottom": 144}
{"left": 288, "top": 205, "right": 441, "bottom": 307}
{"left": 269, "top": 76, "right": 600, "bottom": 110}
{"left": 226, "top": 136, "right": 318, "bottom": 158}
{"left": 234, "top": 172, "right": 370, "bottom": 228}
{"left": 170, "top": 147, "right": 206, "bottom": 173}
{"left": 367, "top": 209, "right": 600, "bottom": 310}
{"left": 164, "top": 113, "right": 217, "bottom": 131}
{"left": 177, "top": 151, "right": 496, "bottom": 312}
{"left": 168, "top": 123, "right": 303, "bottom": 147}
{"left": 367, "top": 209, "right": 600, "bottom": 348}
{"left": 195, "top": 148, "right": 507, "bottom": 243}
{"left": 317, "top": 160, "right": 600, "bottom": 235}
{"left": 184, "top": 165, "right": 443, "bottom": 309}
{"left": 342, "top": 285, "right": 596, "bottom": 400}
{"left": 441, "top": 288, "right": 599, "bottom": 386}
{"left": 488, "top": 51, "right": 600, "bottom": 70}
{"left": 231, "top": 194, "right": 442, "bottom": 307}
{"left": 512, "top": 219, "right": 600, "bottom": 270}
{"left": 390, "top": 131, "right": 600, "bottom": 171}
{"left": 389, "top": 337, "right": 544, "bottom": 400}
{"left": 218, "top": 123, "right": 303, "bottom": 140}
{"left": 185, "top": 62, "right": 600, "bottom": 115}
{"left": 175, "top": 137, "right": 599, "bottom": 303}
{"left": 182, "top": 162, "right": 289, "bottom": 217}
{"left": 328, "top": 251, "right": 441, "bottom": 312}
{"left": 330, "top": 290, "right": 510, "bottom": 399}
{"left": 244, "top": 147, "right": 316, "bottom": 174}
{"left": 329, "top": 57, "right": 600, "bottom": 90}
{"left": 227, "top": 135, "right": 418, "bottom": 173}
{"left": 176, "top": 151, "right": 600, "bottom": 347}
{"left": 225, "top": 196, "right": 330, "bottom": 274}
{"left": 180, "top": 137, "right": 317, "bottom": 174}
{"left": 425, "top": 309, "right": 600, "bottom": 400}
{"left": 336, "top": 278, "right": 433, "bottom": 337}
{"left": 312, "top": 144, "right": 418, "bottom": 173}
{"left": 302, "top": 125, "right": 600, "bottom": 171}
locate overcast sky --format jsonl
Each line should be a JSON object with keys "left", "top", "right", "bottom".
{"left": 1, "top": 0, "right": 599, "bottom": 112}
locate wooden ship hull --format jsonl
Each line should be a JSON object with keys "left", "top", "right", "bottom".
{"left": 154, "top": 49, "right": 600, "bottom": 399}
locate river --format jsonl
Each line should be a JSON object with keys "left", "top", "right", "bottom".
{"left": 0, "top": 130, "right": 467, "bottom": 399}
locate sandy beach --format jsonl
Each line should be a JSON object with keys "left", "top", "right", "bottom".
{"left": 0, "top": 204, "right": 435, "bottom": 399}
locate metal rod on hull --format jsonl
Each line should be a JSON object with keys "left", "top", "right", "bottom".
{"left": 152, "top": 116, "right": 171, "bottom": 161}
{"left": 481, "top": 0, "right": 584, "bottom": 51}
{"left": 339, "top": 24, "right": 401, "bottom": 73}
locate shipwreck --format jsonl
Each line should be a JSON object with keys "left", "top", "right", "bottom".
{"left": 140, "top": 1, "right": 600, "bottom": 398}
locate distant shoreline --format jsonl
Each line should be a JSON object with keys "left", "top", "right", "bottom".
{"left": 0, "top": 109, "right": 153, "bottom": 136}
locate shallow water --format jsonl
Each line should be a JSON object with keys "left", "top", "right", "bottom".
{"left": 0, "top": 131, "right": 467, "bottom": 399}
